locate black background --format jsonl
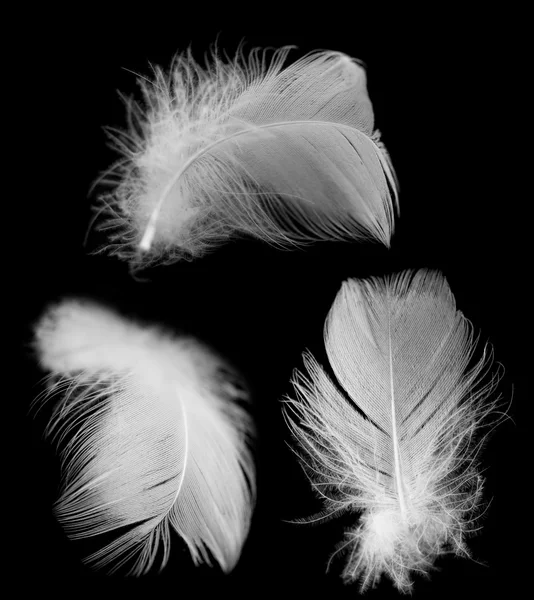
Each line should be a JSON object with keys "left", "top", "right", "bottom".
{"left": 16, "top": 8, "right": 525, "bottom": 599}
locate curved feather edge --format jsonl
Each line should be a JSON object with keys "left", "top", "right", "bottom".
{"left": 32, "top": 299, "right": 255, "bottom": 575}
{"left": 284, "top": 269, "right": 505, "bottom": 593}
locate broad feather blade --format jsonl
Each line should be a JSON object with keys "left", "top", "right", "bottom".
{"left": 284, "top": 269, "right": 501, "bottom": 593}
{"left": 33, "top": 300, "right": 255, "bottom": 574}
{"left": 99, "top": 47, "right": 398, "bottom": 264}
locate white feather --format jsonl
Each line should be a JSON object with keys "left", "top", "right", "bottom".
{"left": 98, "top": 46, "right": 398, "bottom": 264}
{"left": 284, "top": 269, "right": 502, "bottom": 593}
{"left": 33, "top": 300, "right": 255, "bottom": 574}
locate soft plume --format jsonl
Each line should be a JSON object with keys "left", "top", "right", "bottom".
{"left": 284, "top": 269, "right": 502, "bottom": 592}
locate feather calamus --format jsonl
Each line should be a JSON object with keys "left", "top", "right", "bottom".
{"left": 33, "top": 300, "right": 255, "bottom": 574}
{"left": 98, "top": 46, "right": 398, "bottom": 264}
{"left": 284, "top": 269, "right": 501, "bottom": 592}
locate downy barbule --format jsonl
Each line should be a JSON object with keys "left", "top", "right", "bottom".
{"left": 284, "top": 269, "right": 503, "bottom": 593}
{"left": 33, "top": 300, "right": 255, "bottom": 575}
{"left": 97, "top": 46, "right": 398, "bottom": 265}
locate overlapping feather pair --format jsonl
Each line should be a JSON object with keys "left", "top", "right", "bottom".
{"left": 32, "top": 45, "right": 502, "bottom": 593}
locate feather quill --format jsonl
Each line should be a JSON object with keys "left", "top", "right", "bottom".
{"left": 284, "top": 269, "right": 501, "bottom": 593}
{"left": 98, "top": 46, "right": 398, "bottom": 264}
{"left": 33, "top": 299, "right": 255, "bottom": 574}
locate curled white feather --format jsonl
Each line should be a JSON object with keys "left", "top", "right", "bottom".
{"left": 97, "top": 46, "right": 398, "bottom": 265}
